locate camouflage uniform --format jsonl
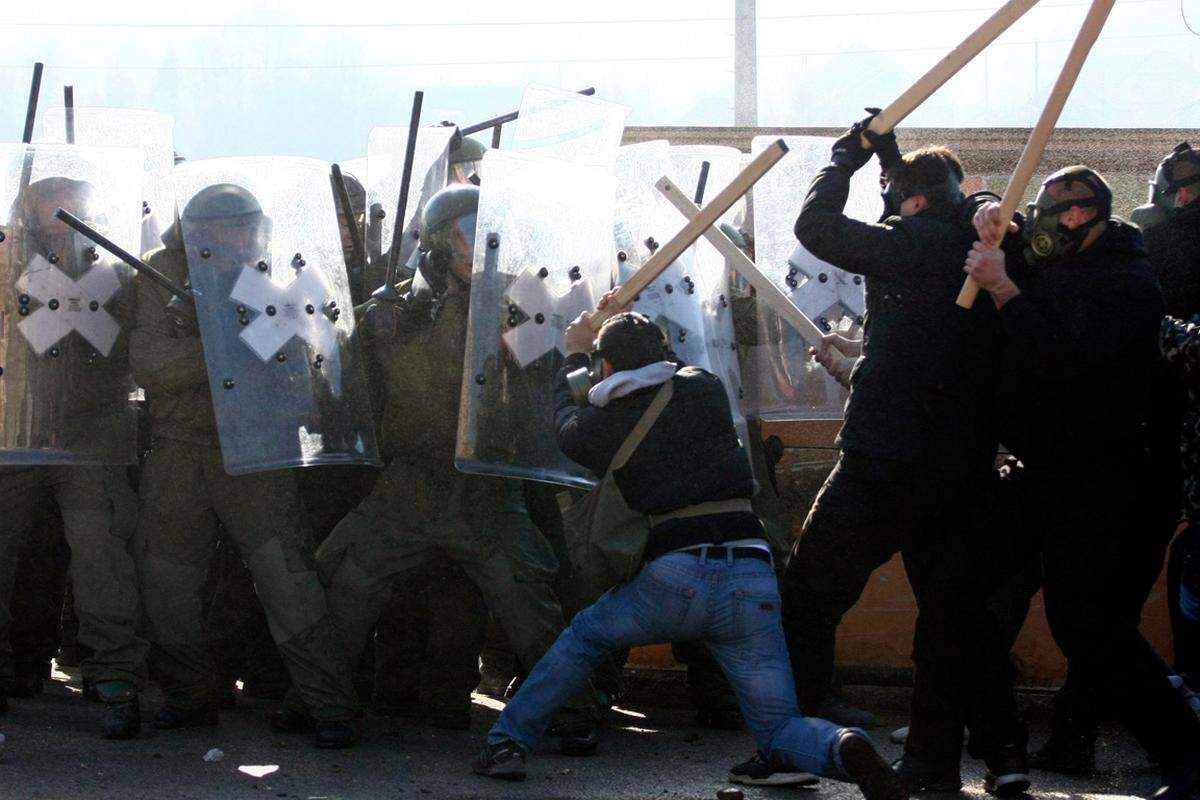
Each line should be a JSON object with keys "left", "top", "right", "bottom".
{"left": 130, "top": 240, "right": 358, "bottom": 720}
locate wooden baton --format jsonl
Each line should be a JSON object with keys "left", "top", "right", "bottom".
{"left": 956, "top": 0, "right": 1117, "bottom": 308}
{"left": 864, "top": 0, "right": 1042, "bottom": 143}
{"left": 593, "top": 139, "right": 789, "bottom": 327}
{"left": 655, "top": 176, "right": 827, "bottom": 349}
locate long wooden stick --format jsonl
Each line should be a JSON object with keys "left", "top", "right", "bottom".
{"left": 956, "top": 0, "right": 1116, "bottom": 308}
{"left": 656, "top": 176, "right": 826, "bottom": 348}
{"left": 864, "top": 0, "right": 1041, "bottom": 143}
{"left": 595, "top": 139, "right": 788, "bottom": 326}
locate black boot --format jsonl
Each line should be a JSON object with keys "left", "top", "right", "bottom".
{"left": 152, "top": 704, "right": 219, "bottom": 730}
{"left": 835, "top": 731, "right": 905, "bottom": 800}
{"left": 314, "top": 719, "right": 359, "bottom": 749}
{"left": 892, "top": 752, "right": 964, "bottom": 794}
{"left": 102, "top": 697, "right": 141, "bottom": 740}
{"left": 983, "top": 742, "right": 1031, "bottom": 796}
{"left": 1031, "top": 709, "right": 1096, "bottom": 775}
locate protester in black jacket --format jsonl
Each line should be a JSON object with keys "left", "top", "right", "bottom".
{"left": 947, "top": 166, "right": 1200, "bottom": 800}
{"left": 779, "top": 115, "right": 1020, "bottom": 793}
{"left": 474, "top": 301, "right": 905, "bottom": 800}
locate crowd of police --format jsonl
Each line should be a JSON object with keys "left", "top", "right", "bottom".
{"left": 2, "top": 106, "right": 1200, "bottom": 800}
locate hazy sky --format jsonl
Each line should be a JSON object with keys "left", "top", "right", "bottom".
{"left": 1, "top": 0, "right": 1197, "bottom": 160}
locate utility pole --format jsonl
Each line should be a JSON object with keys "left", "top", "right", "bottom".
{"left": 734, "top": 0, "right": 758, "bottom": 126}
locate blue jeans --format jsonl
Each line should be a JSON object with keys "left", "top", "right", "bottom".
{"left": 489, "top": 550, "right": 856, "bottom": 779}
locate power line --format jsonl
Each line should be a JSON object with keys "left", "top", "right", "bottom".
{"left": 0, "top": 0, "right": 1168, "bottom": 29}
{"left": 1, "top": 30, "right": 1190, "bottom": 73}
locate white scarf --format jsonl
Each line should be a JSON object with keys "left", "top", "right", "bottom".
{"left": 588, "top": 361, "right": 677, "bottom": 408}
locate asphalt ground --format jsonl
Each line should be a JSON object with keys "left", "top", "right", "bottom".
{"left": 0, "top": 667, "right": 1171, "bottom": 800}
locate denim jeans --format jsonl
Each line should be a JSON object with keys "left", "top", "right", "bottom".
{"left": 489, "top": 550, "right": 855, "bottom": 779}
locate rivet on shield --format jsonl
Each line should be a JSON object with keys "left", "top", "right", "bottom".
{"left": 644, "top": 237, "right": 659, "bottom": 253}
{"left": 487, "top": 235, "right": 499, "bottom": 250}
{"left": 48, "top": 252, "right": 59, "bottom": 264}
{"left": 507, "top": 315, "right": 520, "bottom": 327}
{"left": 89, "top": 301, "right": 99, "bottom": 312}
{"left": 719, "top": 294, "right": 727, "bottom": 307}
{"left": 664, "top": 284, "right": 673, "bottom": 294}
{"left": 507, "top": 303, "right": 519, "bottom": 315}
{"left": 87, "top": 246, "right": 99, "bottom": 261}
{"left": 143, "top": 202, "right": 151, "bottom": 216}
{"left": 534, "top": 313, "right": 545, "bottom": 324}
{"left": 236, "top": 305, "right": 247, "bottom": 315}
{"left": 49, "top": 346, "right": 60, "bottom": 358}
{"left": 818, "top": 316, "right": 830, "bottom": 331}
{"left": 266, "top": 305, "right": 277, "bottom": 316}
{"left": 18, "top": 294, "right": 30, "bottom": 305}
{"left": 305, "top": 304, "right": 315, "bottom": 314}
{"left": 786, "top": 276, "right": 798, "bottom": 288}
{"left": 276, "top": 353, "right": 287, "bottom": 363}
{"left": 18, "top": 307, "right": 30, "bottom": 317}
{"left": 537, "top": 267, "right": 549, "bottom": 278}
{"left": 818, "top": 273, "right": 828, "bottom": 283}
{"left": 568, "top": 266, "right": 581, "bottom": 281}
{"left": 48, "top": 299, "right": 60, "bottom": 311}
{"left": 617, "top": 251, "right": 627, "bottom": 263}
{"left": 788, "top": 267, "right": 797, "bottom": 277}
{"left": 678, "top": 330, "right": 687, "bottom": 342}
{"left": 854, "top": 275, "right": 863, "bottom": 285}
{"left": 475, "top": 373, "right": 486, "bottom": 385}
{"left": 223, "top": 378, "right": 235, "bottom": 389}
{"left": 257, "top": 260, "right": 269, "bottom": 272}
{"left": 239, "top": 316, "right": 250, "bottom": 326}
{"left": 200, "top": 248, "right": 211, "bottom": 259}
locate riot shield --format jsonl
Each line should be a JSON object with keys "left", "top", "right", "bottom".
{"left": 0, "top": 143, "right": 143, "bottom": 465}
{"left": 456, "top": 149, "right": 616, "bottom": 488}
{"left": 611, "top": 141, "right": 750, "bottom": 448}
{"left": 747, "top": 135, "right": 882, "bottom": 419}
{"left": 666, "top": 145, "right": 749, "bottom": 440}
{"left": 509, "top": 84, "right": 630, "bottom": 167}
{"left": 363, "top": 126, "right": 455, "bottom": 291}
{"left": 173, "top": 157, "right": 380, "bottom": 475}
{"left": 42, "top": 108, "right": 175, "bottom": 256}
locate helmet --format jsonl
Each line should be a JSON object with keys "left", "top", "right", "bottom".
{"left": 415, "top": 183, "right": 479, "bottom": 295}
{"left": 879, "top": 148, "right": 964, "bottom": 220}
{"left": 1137, "top": 142, "right": 1200, "bottom": 229}
{"left": 449, "top": 136, "right": 487, "bottom": 184}
{"left": 182, "top": 183, "right": 263, "bottom": 223}
{"left": 1022, "top": 166, "right": 1111, "bottom": 264}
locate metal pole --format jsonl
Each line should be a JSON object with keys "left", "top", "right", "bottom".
{"left": 22, "top": 62, "right": 44, "bottom": 144}
{"left": 460, "top": 87, "right": 595, "bottom": 136}
{"left": 372, "top": 90, "right": 424, "bottom": 301}
{"left": 55, "top": 208, "right": 193, "bottom": 302}
{"left": 693, "top": 161, "right": 711, "bottom": 206}
{"left": 331, "top": 163, "right": 367, "bottom": 299}
{"left": 734, "top": 0, "right": 758, "bottom": 126}
{"left": 64, "top": 85, "right": 75, "bottom": 145}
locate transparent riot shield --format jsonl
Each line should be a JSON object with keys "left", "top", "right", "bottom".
{"left": 0, "top": 143, "right": 143, "bottom": 465}
{"left": 509, "top": 84, "right": 630, "bottom": 167}
{"left": 363, "top": 126, "right": 455, "bottom": 292}
{"left": 42, "top": 108, "right": 175, "bottom": 256}
{"left": 173, "top": 157, "right": 380, "bottom": 475}
{"left": 747, "top": 135, "right": 882, "bottom": 419}
{"left": 666, "top": 145, "right": 750, "bottom": 440}
{"left": 456, "top": 149, "right": 616, "bottom": 488}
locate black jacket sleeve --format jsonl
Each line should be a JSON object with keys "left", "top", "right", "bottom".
{"left": 794, "top": 162, "right": 922, "bottom": 279}
{"left": 554, "top": 352, "right": 618, "bottom": 475}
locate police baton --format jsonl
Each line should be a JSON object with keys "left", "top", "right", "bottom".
{"left": 956, "top": 0, "right": 1116, "bottom": 308}
{"left": 373, "top": 90, "right": 423, "bottom": 302}
{"left": 54, "top": 208, "right": 193, "bottom": 303}
{"left": 459, "top": 87, "right": 596, "bottom": 137}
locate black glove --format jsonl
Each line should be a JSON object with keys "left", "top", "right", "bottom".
{"left": 861, "top": 113, "right": 902, "bottom": 173}
{"left": 830, "top": 108, "right": 881, "bottom": 172}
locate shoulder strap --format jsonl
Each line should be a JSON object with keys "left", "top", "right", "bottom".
{"left": 610, "top": 379, "right": 674, "bottom": 471}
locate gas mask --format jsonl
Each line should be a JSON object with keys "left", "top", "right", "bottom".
{"left": 1022, "top": 168, "right": 1111, "bottom": 265}
{"left": 566, "top": 349, "right": 606, "bottom": 408}
{"left": 1132, "top": 144, "right": 1199, "bottom": 230}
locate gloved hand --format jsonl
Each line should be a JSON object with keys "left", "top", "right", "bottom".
{"left": 831, "top": 107, "right": 883, "bottom": 172}
{"left": 862, "top": 116, "right": 902, "bottom": 173}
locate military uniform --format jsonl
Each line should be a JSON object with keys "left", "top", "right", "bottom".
{"left": 130, "top": 240, "right": 359, "bottom": 721}
{"left": 313, "top": 283, "right": 597, "bottom": 731}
